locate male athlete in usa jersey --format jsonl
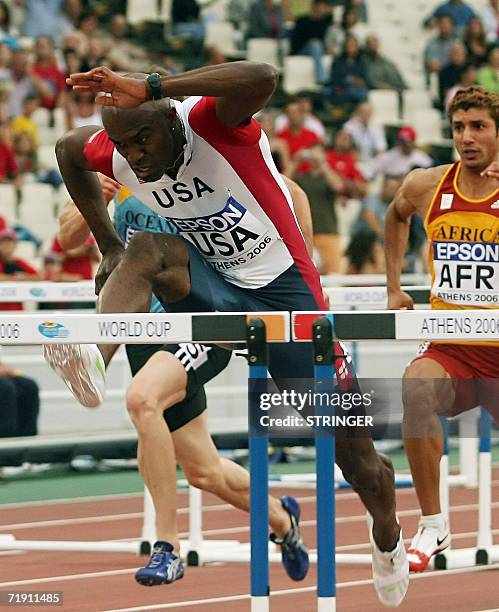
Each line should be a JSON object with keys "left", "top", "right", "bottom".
{"left": 45, "top": 61, "right": 408, "bottom": 606}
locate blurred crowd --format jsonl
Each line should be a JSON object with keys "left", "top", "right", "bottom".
{"left": 0, "top": 0, "right": 497, "bottom": 300}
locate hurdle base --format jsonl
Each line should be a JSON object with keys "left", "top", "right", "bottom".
{"left": 433, "top": 546, "right": 499, "bottom": 570}
{"left": 318, "top": 597, "right": 336, "bottom": 612}
{"left": 0, "top": 535, "right": 141, "bottom": 554}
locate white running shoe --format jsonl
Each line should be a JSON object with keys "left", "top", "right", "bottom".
{"left": 407, "top": 519, "right": 450, "bottom": 572}
{"left": 43, "top": 343, "right": 106, "bottom": 408}
{"left": 368, "top": 514, "right": 409, "bottom": 607}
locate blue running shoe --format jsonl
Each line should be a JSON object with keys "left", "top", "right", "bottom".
{"left": 135, "top": 541, "right": 184, "bottom": 587}
{"left": 270, "top": 496, "right": 309, "bottom": 581}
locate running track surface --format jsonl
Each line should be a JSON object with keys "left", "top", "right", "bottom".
{"left": 1, "top": 471, "right": 499, "bottom": 611}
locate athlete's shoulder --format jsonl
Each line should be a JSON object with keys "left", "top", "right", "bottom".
{"left": 83, "top": 128, "right": 115, "bottom": 178}
{"left": 403, "top": 164, "right": 452, "bottom": 199}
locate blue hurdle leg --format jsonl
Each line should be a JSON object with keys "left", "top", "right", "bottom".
{"left": 247, "top": 319, "right": 270, "bottom": 612}
{"left": 313, "top": 317, "right": 336, "bottom": 612}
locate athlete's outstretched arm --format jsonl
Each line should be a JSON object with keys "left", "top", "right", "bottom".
{"left": 384, "top": 170, "right": 423, "bottom": 309}
{"left": 56, "top": 127, "right": 125, "bottom": 292}
{"left": 67, "top": 62, "right": 278, "bottom": 128}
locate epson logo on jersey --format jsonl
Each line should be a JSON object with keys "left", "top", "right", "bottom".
{"left": 170, "top": 197, "right": 246, "bottom": 233}
{"left": 434, "top": 241, "right": 499, "bottom": 263}
{"left": 151, "top": 177, "right": 214, "bottom": 208}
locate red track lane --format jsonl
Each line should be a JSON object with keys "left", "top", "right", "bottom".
{"left": 0, "top": 474, "right": 498, "bottom": 611}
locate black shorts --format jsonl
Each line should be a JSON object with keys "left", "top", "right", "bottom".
{"left": 126, "top": 342, "right": 232, "bottom": 432}
{"left": 166, "top": 241, "right": 356, "bottom": 390}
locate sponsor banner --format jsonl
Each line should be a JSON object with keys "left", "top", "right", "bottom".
{"left": 0, "top": 312, "right": 289, "bottom": 344}
{"left": 395, "top": 310, "right": 499, "bottom": 341}
{"left": 0, "top": 282, "right": 95, "bottom": 303}
{"left": 432, "top": 241, "right": 499, "bottom": 306}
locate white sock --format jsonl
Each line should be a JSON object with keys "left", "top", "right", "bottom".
{"left": 420, "top": 513, "right": 446, "bottom": 531}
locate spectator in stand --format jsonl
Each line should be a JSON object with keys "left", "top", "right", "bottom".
{"left": 0, "top": 347, "right": 40, "bottom": 438}
{"left": 10, "top": 94, "right": 40, "bottom": 146}
{"left": 12, "top": 131, "right": 63, "bottom": 187}
{"left": 75, "top": 10, "right": 100, "bottom": 44}
{"left": 463, "top": 17, "right": 490, "bottom": 67}
{"left": 424, "top": 0, "right": 476, "bottom": 34}
{"left": 343, "top": 100, "right": 387, "bottom": 162}
{"left": 343, "top": 0, "right": 368, "bottom": 23}
{"left": 288, "top": 143, "right": 345, "bottom": 273}
{"left": 345, "top": 228, "right": 384, "bottom": 274}
{"left": 41, "top": 250, "right": 81, "bottom": 281}
{"left": 171, "top": 0, "right": 206, "bottom": 48}
{"left": 0, "top": 228, "right": 40, "bottom": 310}
{"left": 7, "top": 49, "right": 51, "bottom": 119}
{"left": 354, "top": 175, "right": 401, "bottom": 238}
{"left": 290, "top": 0, "right": 334, "bottom": 83}
{"left": 482, "top": 0, "right": 499, "bottom": 43}
{"left": 0, "top": 41, "right": 11, "bottom": 81}
{"left": 51, "top": 233, "right": 99, "bottom": 281}
{"left": 0, "top": 79, "right": 10, "bottom": 124}
{"left": 329, "top": 34, "right": 369, "bottom": 105}
{"left": 444, "top": 63, "right": 477, "bottom": 109}
{"left": 0, "top": 1, "right": 17, "bottom": 46}
{"left": 424, "top": 15, "right": 458, "bottom": 82}
{"left": 326, "top": 128, "right": 367, "bottom": 200}
{"left": 0, "top": 123, "right": 21, "bottom": 190}
{"left": 32, "top": 36, "right": 68, "bottom": 116}
{"left": 275, "top": 93, "right": 326, "bottom": 140}
{"left": 106, "top": 14, "right": 148, "bottom": 72}
{"left": 68, "top": 91, "right": 102, "bottom": 129}
{"left": 363, "top": 35, "right": 407, "bottom": 95}
{"left": 22, "top": 0, "right": 64, "bottom": 38}
{"left": 276, "top": 98, "right": 322, "bottom": 174}
{"left": 477, "top": 45, "right": 499, "bottom": 92}
{"left": 362, "top": 126, "right": 433, "bottom": 181}
{"left": 0, "top": 214, "right": 5, "bottom": 230}
{"left": 247, "top": 0, "right": 285, "bottom": 39}
{"left": 53, "top": 0, "right": 82, "bottom": 46}
{"left": 438, "top": 41, "right": 469, "bottom": 105}
{"left": 259, "top": 111, "right": 291, "bottom": 174}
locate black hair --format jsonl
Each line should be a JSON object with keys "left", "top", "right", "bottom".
{"left": 345, "top": 229, "right": 379, "bottom": 272}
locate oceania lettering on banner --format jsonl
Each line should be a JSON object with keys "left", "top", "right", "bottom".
{"left": 98, "top": 320, "right": 172, "bottom": 338}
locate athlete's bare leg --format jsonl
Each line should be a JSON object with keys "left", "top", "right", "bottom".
{"left": 126, "top": 351, "right": 188, "bottom": 553}
{"left": 96, "top": 232, "right": 191, "bottom": 366}
{"left": 313, "top": 234, "right": 342, "bottom": 274}
{"left": 336, "top": 437, "right": 400, "bottom": 551}
{"left": 126, "top": 350, "right": 292, "bottom": 553}
{"left": 402, "top": 358, "right": 454, "bottom": 515}
{"left": 173, "top": 412, "right": 291, "bottom": 538}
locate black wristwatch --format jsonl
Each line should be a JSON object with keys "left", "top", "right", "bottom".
{"left": 146, "top": 72, "right": 162, "bottom": 100}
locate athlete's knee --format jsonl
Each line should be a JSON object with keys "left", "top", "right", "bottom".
{"left": 126, "top": 383, "right": 163, "bottom": 428}
{"left": 337, "top": 441, "right": 393, "bottom": 496}
{"left": 183, "top": 461, "right": 224, "bottom": 493}
{"left": 403, "top": 361, "right": 450, "bottom": 419}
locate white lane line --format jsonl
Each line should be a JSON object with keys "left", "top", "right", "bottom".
{"left": 100, "top": 564, "right": 499, "bottom": 612}
{"left": 0, "top": 492, "right": 144, "bottom": 509}
{"left": 3, "top": 498, "right": 499, "bottom": 533}
{"left": 0, "top": 568, "right": 137, "bottom": 587}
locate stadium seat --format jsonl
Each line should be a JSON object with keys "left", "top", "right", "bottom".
{"left": 368, "top": 89, "right": 400, "bottom": 125}
{"left": 402, "top": 89, "right": 434, "bottom": 121}
{"left": 0, "top": 184, "right": 18, "bottom": 224}
{"left": 31, "top": 107, "right": 51, "bottom": 129}
{"left": 282, "top": 56, "right": 319, "bottom": 95}
{"left": 38, "top": 145, "right": 58, "bottom": 170}
{"left": 405, "top": 108, "right": 443, "bottom": 145}
{"left": 247, "top": 38, "right": 280, "bottom": 68}
{"left": 205, "top": 22, "right": 241, "bottom": 56}
{"left": 18, "top": 184, "right": 57, "bottom": 241}
{"left": 126, "top": 0, "right": 158, "bottom": 24}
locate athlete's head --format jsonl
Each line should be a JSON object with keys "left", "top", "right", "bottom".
{"left": 101, "top": 75, "right": 182, "bottom": 183}
{"left": 448, "top": 86, "right": 499, "bottom": 171}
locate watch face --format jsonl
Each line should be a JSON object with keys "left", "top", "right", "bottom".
{"left": 148, "top": 73, "right": 161, "bottom": 99}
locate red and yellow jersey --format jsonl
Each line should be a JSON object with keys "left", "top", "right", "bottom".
{"left": 424, "top": 161, "right": 499, "bottom": 344}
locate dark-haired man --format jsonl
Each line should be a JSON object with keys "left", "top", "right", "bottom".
{"left": 45, "top": 61, "right": 409, "bottom": 605}
{"left": 385, "top": 86, "right": 499, "bottom": 572}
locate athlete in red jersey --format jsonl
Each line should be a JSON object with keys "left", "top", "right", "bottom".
{"left": 45, "top": 62, "right": 409, "bottom": 605}
{"left": 385, "top": 86, "right": 499, "bottom": 572}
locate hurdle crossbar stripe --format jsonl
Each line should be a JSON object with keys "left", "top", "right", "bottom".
{"left": 324, "top": 286, "right": 430, "bottom": 307}
{"left": 0, "top": 312, "right": 289, "bottom": 344}
{"left": 0, "top": 281, "right": 96, "bottom": 303}
{"left": 292, "top": 311, "right": 499, "bottom": 341}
